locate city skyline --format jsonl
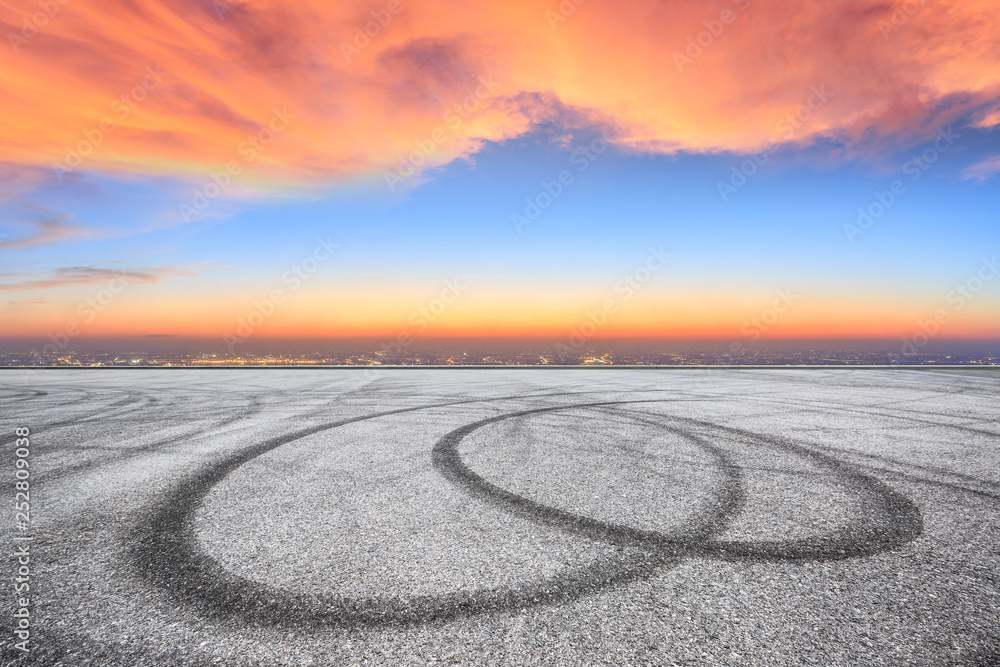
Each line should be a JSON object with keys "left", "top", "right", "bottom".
{"left": 3, "top": 338, "right": 998, "bottom": 367}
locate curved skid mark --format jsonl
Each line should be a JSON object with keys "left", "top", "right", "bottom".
{"left": 130, "top": 394, "right": 689, "bottom": 629}
{"left": 432, "top": 404, "right": 745, "bottom": 550}
{"left": 130, "top": 396, "right": 924, "bottom": 631}
{"left": 41, "top": 394, "right": 267, "bottom": 483}
{"left": 0, "top": 387, "right": 48, "bottom": 402}
{"left": 751, "top": 393, "right": 1000, "bottom": 439}
{"left": 804, "top": 443, "right": 1000, "bottom": 503}
{"left": 0, "top": 389, "right": 149, "bottom": 447}
{"left": 437, "top": 401, "right": 923, "bottom": 563}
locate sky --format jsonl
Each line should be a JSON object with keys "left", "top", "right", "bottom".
{"left": 1, "top": 0, "right": 998, "bottom": 353}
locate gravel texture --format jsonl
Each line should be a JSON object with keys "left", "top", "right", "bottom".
{"left": 1, "top": 368, "right": 998, "bottom": 665}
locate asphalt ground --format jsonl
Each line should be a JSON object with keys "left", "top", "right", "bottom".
{"left": 1, "top": 368, "right": 998, "bottom": 665}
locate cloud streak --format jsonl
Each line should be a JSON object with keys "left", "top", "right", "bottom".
{"left": 963, "top": 155, "right": 1000, "bottom": 182}
{"left": 0, "top": 214, "right": 91, "bottom": 248}
{"left": 0, "top": 263, "right": 210, "bottom": 292}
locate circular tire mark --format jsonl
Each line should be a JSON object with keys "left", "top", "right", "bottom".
{"left": 435, "top": 402, "right": 923, "bottom": 562}
{"left": 130, "top": 397, "right": 923, "bottom": 630}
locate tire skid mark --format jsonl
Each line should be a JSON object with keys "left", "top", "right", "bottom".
{"left": 803, "top": 443, "right": 1000, "bottom": 503}
{"left": 747, "top": 393, "right": 1000, "bottom": 439}
{"left": 0, "top": 386, "right": 48, "bottom": 402}
{"left": 41, "top": 394, "right": 268, "bottom": 483}
{"left": 129, "top": 393, "right": 689, "bottom": 629}
{"left": 0, "top": 389, "right": 148, "bottom": 447}
{"left": 439, "top": 402, "right": 922, "bottom": 563}
{"left": 130, "top": 395, "right": 923, "bottom": 631}
{"left": 434, "top": 403, "right": 745, "bottom": 552}
{"left": 595, "top": 404, "right": 923, "bottom": 561}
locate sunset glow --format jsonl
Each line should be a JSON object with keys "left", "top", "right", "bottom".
{"left": 1, "top": 0, "right": 998, "bottom": 351}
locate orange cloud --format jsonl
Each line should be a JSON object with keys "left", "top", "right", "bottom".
{"left": 1, "top": 0, "right": 998, "bottom": 191}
